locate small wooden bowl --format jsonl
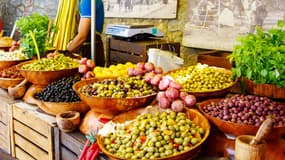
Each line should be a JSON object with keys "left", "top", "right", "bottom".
{"left": 16, "top": 60, "right": 78, "bottom": 86}
{"left": 198, "top": 98, "right": 285, "bottom": 139}
{"left": 0, "top": 77, "right": 24, "bottom": 89}
{"left": 97, "top": 106, "right": 210, "bottom": 160}
{"left": 0, "top": 59, "right": 29, "bottom": 70}
{"left": 73, "top": 78, "right": 157, "bottom": 117}
{"left": 56, "top": 111, "right": 81, "bottom": 132}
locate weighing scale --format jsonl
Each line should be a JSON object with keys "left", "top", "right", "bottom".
{"left": 105, "top": 24, "right": 164, "bottom": 41}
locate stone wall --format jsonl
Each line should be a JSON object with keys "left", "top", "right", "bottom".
{"left": 103, "top": 0, "right": 200, "bottom": 65}
{"left": 0, "top": 0, "right": 200, "bottom": 65}
{"left": 0, "top": 0, "right": 59, "bottom": 35}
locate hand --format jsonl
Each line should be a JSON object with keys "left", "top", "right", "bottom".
{"left": 67, "top": 40, "right": 73, "bottom": 49}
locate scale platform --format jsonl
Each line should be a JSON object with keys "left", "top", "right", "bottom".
{"left": 105, "top": 24, "right": 164, "bottom": 41}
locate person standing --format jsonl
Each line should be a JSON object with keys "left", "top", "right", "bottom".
{"left": 67, "top": 0, "right": 105, "bottom": 67}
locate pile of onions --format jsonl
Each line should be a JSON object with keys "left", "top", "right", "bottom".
{"left": 145, "top": 74, "right": 196, "bottom": 112}
{"left": 203, "top": 94, "right": 285, "bottom": 127}
{"left": 128, "top": 62, "right": 163, "bottom": 76}
{"left": 128, "top": 62, "right": 197, "bottom": 112}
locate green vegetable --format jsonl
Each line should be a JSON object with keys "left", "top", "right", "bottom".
{"left": 16, "top": 13, "right": 56, "bottom": 58}
{"left": 229, "top": 20, "right": 285, "bottom": 87}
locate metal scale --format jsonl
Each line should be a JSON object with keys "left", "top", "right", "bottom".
{"left": 105, "top": 24, "right": 164, "bottom": 41}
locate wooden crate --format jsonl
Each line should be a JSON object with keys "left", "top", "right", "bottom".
{"left": 53, "top": 129, "right": 108, "bottom": 160}
{"left": 197, "top": 50, "right": 232, "bottom": 69}
{"left": 53, "top": 130, "right": 86, "bottom": 160}
{"left": 0, "top": 88, "right": 17, "bottom": 154}
{"left": 106, "top": 37, "right": 180, "bottom": 65}
{"left": 10, "top": 102, "right": 57, "bottom": 160}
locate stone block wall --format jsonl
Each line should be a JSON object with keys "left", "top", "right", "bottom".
{"left": 0, "top": 0, "right": 58, "bottom": 35}
{"left": 0, "top": 0, "right": 200, "bottom": 65}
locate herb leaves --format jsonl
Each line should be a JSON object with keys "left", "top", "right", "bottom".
{"left": 230, "top": 20, "right": 285, "bottom": 87}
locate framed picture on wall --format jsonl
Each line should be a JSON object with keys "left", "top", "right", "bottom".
{"left": 103, "top": 0, "right": 178, "bottom": 19}
{"left": 182, "top": 0, "right": 285, "bottom": 51}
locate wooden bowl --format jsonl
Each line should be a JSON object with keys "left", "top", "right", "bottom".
{"left": 56, "top": 111, "right": 81, "bottom": 132}
{"left": 242, "top": 78, "right": 285, "bottom": 99}
{"left": 198, "top": 98, "right": 285, "bottom": 139}
{"left": 23, "top": 85, "right": 90, "bottom": 115}
{"left": 73, "top": 78, "right": 157, "bottom": 117}
{"left": 16, "top": 60, "right": 78, "bottom": 86}
{"left": 97, "top": 106, "right": 211, "bottom": 160}
{"left": 35, "top": 100, "right": 90, "bottom": 116}
{"left": 166, "top": 66, "right": 237, "bottom": 98}
{"left": 0, "top": 46, "right": 11, "bottom": 51}
{"left": 0, "top": 59, "right": 29, "bottom": 70}
{"left": 0, "top": 77, "right": 24, "bottom": 89}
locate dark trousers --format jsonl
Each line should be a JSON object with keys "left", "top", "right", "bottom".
{"left": 81, "top": 34, "right": 105, "bottom": 67}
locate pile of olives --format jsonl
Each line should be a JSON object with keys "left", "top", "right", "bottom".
{"left": 0, "top": 65, "right": 23, "bottom": 79}
{"left": 0, "top": 50, "right": 28, "bottom": 60}
{"left": 203, "top": 94, "right": 285, "bottom": 127}
{"left": 103, "top": 110, "right": 205, "bottom": 159}
{"left": 80, "top": 76, "right": 157, "bottom": 98}
{"left": 21, "top": 54, "right": 79, "bottom": 71}
{"left": 168, "top": 64, "right": 234, "bottom": 92}
{"left": 35, "top": 76, "right": 81, "bottom": 102}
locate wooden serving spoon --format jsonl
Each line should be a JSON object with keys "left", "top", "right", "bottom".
{"left": 250, "top": 117, "right": 274, "bottom": 145}
{"left": 8, "top": 79, "right": 28, "bottom": 99}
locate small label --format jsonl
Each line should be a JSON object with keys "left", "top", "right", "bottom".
{"left": 152, "top": 28, "right": 157, "bottom": 35}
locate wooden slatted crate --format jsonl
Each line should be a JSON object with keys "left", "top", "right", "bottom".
{"left": 10, "top": 102, "right": 57, "bottom": 160}
{"left": 0, "top": 88, "right": 16, "bottom": 154}
{"left": 197, "top": 50, "right": 232, "bottom": 69}
{"left": 53, "top": 129, "right": 108, "bottom": 160}
{"left": 106, "top": 37, "right": 180, "bottom": 65}
{"left": 53, "top": 130, "right": 86, "bottom": 160}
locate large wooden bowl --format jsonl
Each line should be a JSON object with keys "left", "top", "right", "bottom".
{"left": 97, "top": 106, "right": 210, "bottom": 160}
{"left": 198, "top": 98, "right": 285, "bottom": 139}
{"left": 16, "top": 60, "right": 78, "bottom": 86}
{"left": 166, "top": 66, "right": 237, "bottom": 98}
{"left": 23, "top": 85, "right": 89, "bottom": 115}
{"left": 35, "top": 100, "right": 89, "bottom": 116}
{"left": 0, "top": 77, "right": 24, "bottom": 89}
{"left": 73, "top": 78, "right": 157, "bottom": 117}
{"left": 242, "top": 78, "right": 285, "bottom": 99}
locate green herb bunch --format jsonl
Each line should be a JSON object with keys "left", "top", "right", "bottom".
{"left": 230, "top": 20, "right": 285, "bottom": 87}
{"left": 16, "top": 13, "right": 55, "bottom": 58}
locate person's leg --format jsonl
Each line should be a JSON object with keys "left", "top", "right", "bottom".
{"left": 94, "top": 34, "right": 105, "bottom": 67}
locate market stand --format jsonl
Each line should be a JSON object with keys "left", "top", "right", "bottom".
{"left": 1, "top": 83, "right": 285, "bottom": 160}
{"left": 0, "top": 18, "right": 284, "bottom": 159}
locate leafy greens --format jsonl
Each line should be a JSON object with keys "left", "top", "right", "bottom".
{"left": 16, "top": 13, "right": 54, "bottom": 58}
{"left": 229, "top": 20, "right": 285, "bottom": 87}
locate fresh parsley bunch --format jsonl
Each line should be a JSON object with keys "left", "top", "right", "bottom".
{"left": 16, "top": 13, "right": 54, "bottom": 58}
{"left": 230, "top": 20, "right": 285, "bottom": 87}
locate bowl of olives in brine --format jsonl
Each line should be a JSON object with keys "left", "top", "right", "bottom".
{"left": 97, "top": 105, "right": 210, "bottom": 160}
{"left": 16, "top": 54, "right": 79, "bottom": 86}
{"left": 166, "top": 63, "right": 237, "bottom": 98}
{"left": 73, "top": 76, "right": 158, "bottom": 117}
